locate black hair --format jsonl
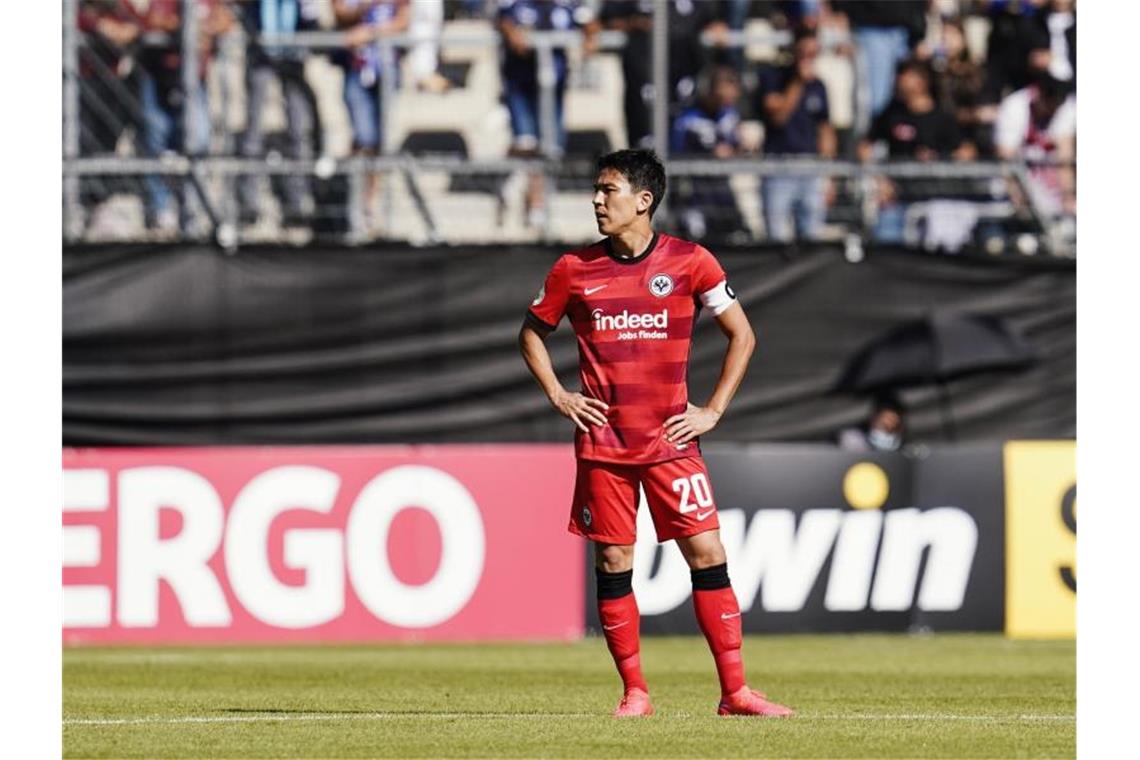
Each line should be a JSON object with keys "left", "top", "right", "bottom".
{"left": 696, "top": 65, "right": 741, "bottom": 108}
{"left": 895, "top": 57, "right": 932, "bottom": 90}
{"left": 793, "top": 24, "right": 817, "bottom": 45}
{"left": 595, "top": 149, "right": 667, "bottom": 218}
{"left": 872, "top": 392, "right": 905, "bottom": 415}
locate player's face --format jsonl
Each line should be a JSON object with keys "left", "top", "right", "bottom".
{"left": 592, "top": 168, "right": 651, "bottom": 235}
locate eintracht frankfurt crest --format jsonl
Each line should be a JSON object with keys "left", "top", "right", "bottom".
{"left": 649, "top": 273, "right": 674, "bottom": 297}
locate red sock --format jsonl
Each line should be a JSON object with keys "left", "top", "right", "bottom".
{"left": 598, "top": 593, "right": 648, "bottom": 693}
{"left": 692, "top": 587, "right": 746, "bottom": 696}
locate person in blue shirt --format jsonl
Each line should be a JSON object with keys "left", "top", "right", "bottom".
{"left": 497, "top": 0, "right": 581, "bottom": 157}
{"left": 334, "top": 0, "right": 410, "bottom": 155}
{"left": 757, "top": 26, "right": 836, "bottom": 243}
{"left": 670, "top": 65, "right": 749, "bottom": 243}
{"left": 333, "top": 0, "right": 411, "bottom": 230}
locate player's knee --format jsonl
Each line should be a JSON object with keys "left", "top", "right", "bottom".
{"left": 678, "top": 533, "right": 727, "bottom": 569}
{"left": 594, "top": 542, "right": 634, "bottom": 573}
{"left": 688, "top": 546, "right": 727, "bottom": 569}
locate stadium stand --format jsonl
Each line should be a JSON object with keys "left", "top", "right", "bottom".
{"left": 63, "top": 0, "right": 1076, "bottom": 256}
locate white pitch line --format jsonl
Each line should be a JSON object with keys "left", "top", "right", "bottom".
{"left": 63, "top": 712, "right": 598, "bottom": 726}
{"left": 64, "top": 712, "right": 1074, "bottom": 727}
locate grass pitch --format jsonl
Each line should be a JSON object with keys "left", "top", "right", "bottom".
{"left": 64, "top": 634, "right": 1073, "bottom": 758}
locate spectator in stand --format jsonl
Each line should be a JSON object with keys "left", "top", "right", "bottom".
{"left": 136, "top": 0, "right": 233, "bottom": 234}
{"left": 333, "top": 0, "right": 411, "bottom": 228}
{"left": 666, "top": 1, "right": 731, "bottom": 114}
{"left": 929, "top": 18, "right": 989, "bottom": 156}
{"left": 832, "top": 0, "right": 927, "bottom": 118}
{"left": 498, "top": 0, "right": 580, "bottom": 158}
{"left": 758, "top": 26, "right": 836, "bottom": 242}
{"left": 837, "top": 394, "right": 907, "bottom": 452}
{"left": 980, "top": 0, "right": 1046, "bottom": 106}
{"left": 995, "top": 72, "right": 1075, "bottom": 223}
{"left": 238, "top": 0, "right": 325, "bottom": 227}
{"left": 1039, "top": 0, "right": 1075, "bottom": 84}
{"left": 497, "top": 0, "right": 593, "bottom": 227}
{"left": 593, "top": 1, "right": 730, "bottom": 149}
{"left": 672, "top": 66, "right": 742, "bottom": 158}
{"left": 1021, "top": 19, "right": 1054, "bottom": 84}
{"left": 76, "top": 1, "right": 147, "bottom": 235}
{"left": 859, "top": 59, "right": 976, "bottom": 242}
{"left": 335, "top": 0, "right": 412, "bottom": 145}
{"left": 670, "top": 65, "right": 749, "bottom": 242}
{"left": 594, "top": 1, "right": 654, "bottom": 149}
{"left": 407, "top": 0, "right": 450, "bottom": 93}
{"left": 860, "top": 59, "right": 975, "bottom": 162}
{"left": 772, "top": 1, "right": 824, "bottom": 32}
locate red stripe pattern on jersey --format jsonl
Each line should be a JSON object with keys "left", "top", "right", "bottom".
{"left": 527, "top": 233, "right": 729, "bottom": 465}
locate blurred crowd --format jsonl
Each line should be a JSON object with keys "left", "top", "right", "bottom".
{"left": 72, "top": 0, "right": 1076, "bottom": 249}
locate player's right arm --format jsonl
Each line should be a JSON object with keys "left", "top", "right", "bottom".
{"left": 519, "top": 256, "right": 608, "bottom": 432}
{"left": 518, "top": 324, "right": 608, "bottom": 432}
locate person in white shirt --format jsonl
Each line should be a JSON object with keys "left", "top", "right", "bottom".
{"left": 994, "top": 73, "right": 1075, "bottom": 219}
{"left": 1042, "top": 0, "right": 1076, "bottom": 83}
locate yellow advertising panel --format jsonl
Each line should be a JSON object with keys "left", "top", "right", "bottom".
{"left": 1004, "top": 441, "right": 1076, "bottom": 638}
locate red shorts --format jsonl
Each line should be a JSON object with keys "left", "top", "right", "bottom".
{"left": 568, "top": 456, "right": 721, "bottom": 545}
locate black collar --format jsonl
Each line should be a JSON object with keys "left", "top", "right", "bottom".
{"left": 603, "top": 232, "right": 659, "bottom": 265}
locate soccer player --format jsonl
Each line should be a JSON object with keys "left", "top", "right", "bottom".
{"left": 519, "top": 149, "right": 794, "bottom": 718}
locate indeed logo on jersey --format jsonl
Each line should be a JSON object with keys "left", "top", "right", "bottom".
{"left": 591, "top": 308, "right": 669, "bottom": 340}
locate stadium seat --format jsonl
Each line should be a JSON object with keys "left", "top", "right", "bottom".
{"left": 557, "top": 130, "right": 613, "bottom": 192}
{"left": 400, "top": 131, "right": 469, "bottom": 158}
{"left": 565, "top": 130, "right": 612, "bottom": 158}
{"left": 400, "top": 130, "right": 503, "bottom": 197}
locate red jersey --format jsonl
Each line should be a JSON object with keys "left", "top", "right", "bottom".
{"left": 526, "top": 232, "right": 737, "bottom": 465}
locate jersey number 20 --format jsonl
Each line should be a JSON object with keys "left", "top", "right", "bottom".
{"left": 672, "top": 474, "right": 713, "bottom": 513}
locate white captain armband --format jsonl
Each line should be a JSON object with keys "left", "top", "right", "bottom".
{"left": 698, "top": 280, "right": 736, "bottom": 316}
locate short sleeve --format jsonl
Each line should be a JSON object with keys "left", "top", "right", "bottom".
{"left": 692, "top": 246, "right": 735, "bottom": 316}
{"left": 994, "top": 91, "right": 1029, "bottom": 153}
{"left": 526, "top": 256, "right": 571, "bottom": 331}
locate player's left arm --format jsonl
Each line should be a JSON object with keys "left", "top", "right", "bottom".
{"left": 664, "top": 301, "right": 755, "bottom": 445}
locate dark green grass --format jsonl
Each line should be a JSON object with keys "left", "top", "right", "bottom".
{"left": 63, "top": 634, "right": 1074, "bottom": 759}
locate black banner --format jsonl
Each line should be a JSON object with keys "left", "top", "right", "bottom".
{"left": 63, "top": 244, "right": 1073, "bottom": 445}
{"left": 585, "top": 443, "right": 1005, "bottom": 634}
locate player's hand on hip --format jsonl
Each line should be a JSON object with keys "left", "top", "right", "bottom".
{"left": 551, "top": 388, "right": 609, "bottom": 432}
{"left": 664, "top": 403, "right": 722, "bottom": 445}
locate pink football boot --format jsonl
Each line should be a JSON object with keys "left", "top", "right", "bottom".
{"left": 613, "top": 688, "right": 655, "bottom": 717}
{"left": 717, "top": 686, "right": 794, "bottom": 717}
